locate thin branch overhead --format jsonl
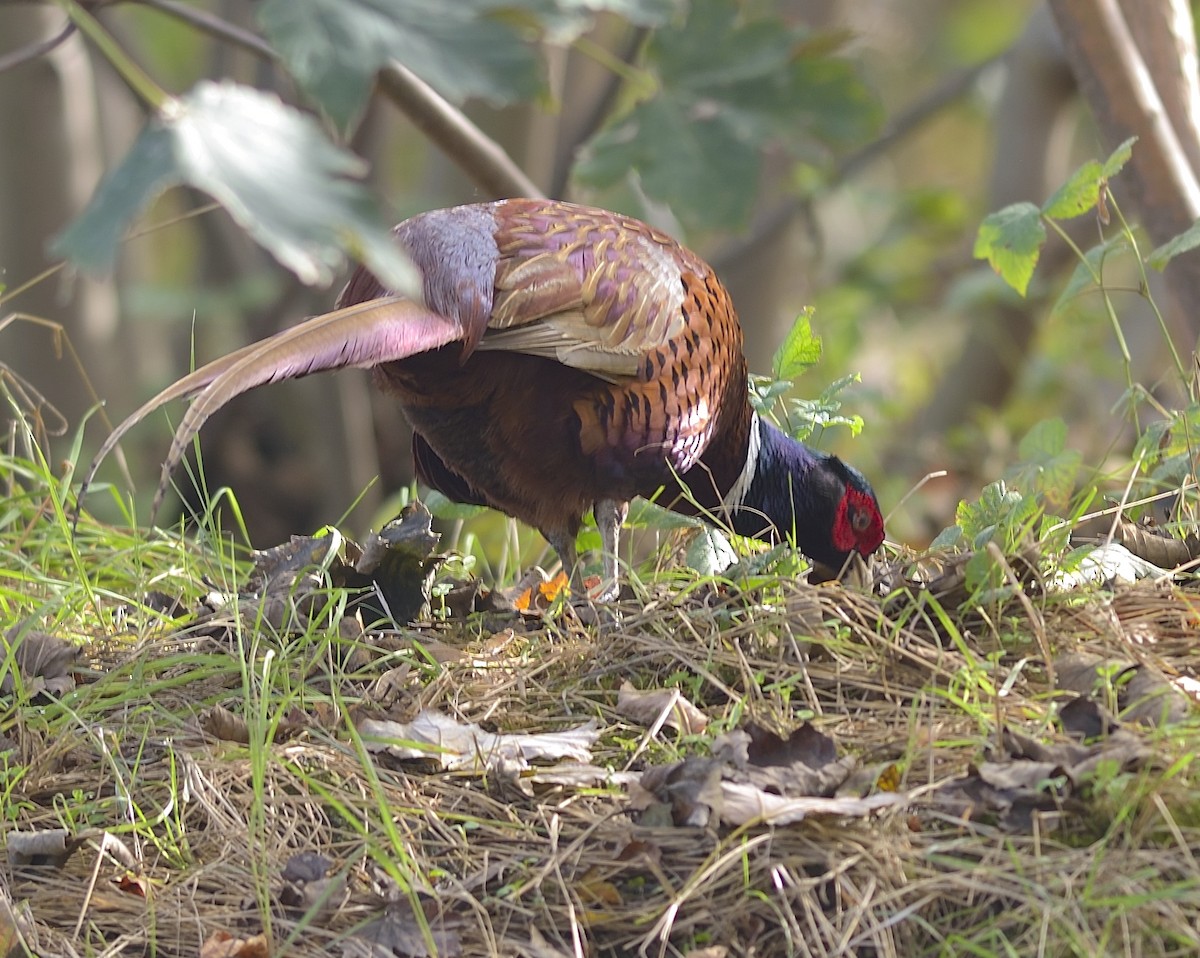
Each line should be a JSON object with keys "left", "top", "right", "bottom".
{"left": 133, "top": 0, "right": 275, "bottom": 59}
{"left": 130, "top": 0, "right": 541, "bottom": 201}
{"left": 0, "top": 18, "right": 75, "bottom": 74}
{"left": 712, "top": 55, "right": 1001, "bottom": 274}
{"left": 377, "top": 63, "right": 543, "bottom": 200}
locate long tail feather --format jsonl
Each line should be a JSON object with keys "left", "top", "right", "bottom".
{"left": 77, "top": 296, "right": 462, "bottom": 522}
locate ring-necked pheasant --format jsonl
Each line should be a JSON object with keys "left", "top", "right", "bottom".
{"left": 81, "top": 199, "right": 885, "bottom": 599}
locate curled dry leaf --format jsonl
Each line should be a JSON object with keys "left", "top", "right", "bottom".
{"left": 208, "top": 504, "right": 445, "bottom": 635}
{"left": 638, "top": 759, "right": 726, "bottom": 828}
{"left": 112, "top": 872, "right": 151, "bottom": 899}
{"left": 1071, "top": 515, "right": 1200, "bottom": 570}
{"left": 729, "top": 722, "right": 855, "bottom": 796}
{"left": 616, "top": 681, "right": 709, "bottom": 735}
{"left": 200, "top": 703, "right": 310, "bottom": 744}
{"left": 6, "top": 828, "right": 86, "bottom": 871}
{"left": 900, "top": 542, "right": 1041, "bottom": 609}
{"left": 279, "top": 852, "right": 345, "bottom": 920}
{"left": 200, "top": 705, "right": 251, "bottom": 745}
{"left": 935, "top": 714, "right": 1154, "bottom": 831}
{"left": 359, "top": 709, "right": 600, "bottom": 772}
{"left": 341, "top": 502, "right": 443, "bottom": 624}
{"left": 199, "top": 930, "right": 271, "bottom": 958}
{"left": 636, "top": 720, "right": 891, "bottom": 827}
{"left": 717, "top": 783, "right": 905, "bottom": 826}
{"left": 1051, "top": 542, "right": 1170, "bottom": 590}
{"left": 1055, "top": 650, "right": 1190, "bottom": 728}
{"left": 343, "top": 902, "right": 461, "bottom": 958}
{"left": 514, "top": 570, "right": 570, "bottom": 613}
{"left": 495, "top": 566, "right": 550, "bottom": 611}
{"left": 522, "top": 926, "right": 575, "bottom": 958}
{"left": 1, "top": 626, "right": 77, "bottom": 697}
{"left": 250, "top": 530, "right": 342, "bottom": 590}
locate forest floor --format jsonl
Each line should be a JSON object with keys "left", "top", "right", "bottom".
{"left": 4, "top": 450, "right": 1200, "bottom": 958}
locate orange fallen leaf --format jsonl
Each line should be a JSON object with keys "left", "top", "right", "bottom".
{"left": 539, "top": 571, "right": 570, "bottom": 602}
{"left": 875, "top": 762, "right": 902, "bottom": 793}
{"left": 200, "top": 930, "right": 270, "bottom": 958}
{"left": 576, "top": 872, "right": 623, "bottom": 906}
{"left": 516, "top": 571, "right": 571, "bottom": 612}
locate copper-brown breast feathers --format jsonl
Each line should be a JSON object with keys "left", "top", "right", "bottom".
{"left": 582, "top": 270, "right": 745, "bottom": 473}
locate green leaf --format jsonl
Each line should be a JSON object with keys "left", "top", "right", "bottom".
{"left": 772, "top": 309, "right": 822, "bottom": 380}
{"left": 973, "top": 202, "right": 1046, "bottom": 296}
{"left": 1042, "top": 159, "right": 1104, "bottom": 220}
{"left": 423, "top": 490, "right": 487, "bottom": 520}
{"left": 626, "top": 498, "right": 702, "bottom": 530}
{"left": 929, "top": 524, "right": 964, "bottom": 550}
{"left": 1017, "top": 417, "right": 1067, "bottom": 462}
{"left": 576, "top": 93, "right": 761, "bottom": 229}
{"left": 685, "top": 526, "right": 737, "bottom": 577}
{"left": 1148, "top": 219, "right": 1200, "bottom": 271}
{"left": 1052, "top": 236, "right": 1129, "bottom": 314}
{"left": 1010, "top": 417, "right": 1080, "bottom": 508}
{"left": 1100, "top": 136, "right": 1136, "bottom": 178}
{"left": 53, "top": 82, "right": 416, "bottom": 292}
{"left": 258, "top": 0, "right": 542, "bottom": 133}
{"left": 575, "top": 0, "right": 878, "bottom": 230}
{"left": 956, "top": 480, "right": 1035, "bottom": 547}
{"left": 1041, "top": 137, "right": 1134, "bottom": 220}
{"left": 774, "top": 373, "right": 861, "bottom": 441}
{"left": 51, "top": 126, "right": 178, "bottom": 273}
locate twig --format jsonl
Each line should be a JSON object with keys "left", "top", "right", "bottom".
{"left": 884, "top": 469, "right": 949, "bottom": 526}
{"left": 131, "top": 0, "right": 541, "bottom": 199}
{"left": 0, "top": 17, "right": 74, "bottom": 73}
{"left": 549, "top": 26, "right": 649, "bottom": 198}
{"left": 131, "top": 0, "right": 274, "bottom": 59}
{"left": 377, "top": 63, "right": 543, "bottom": 199}
{"left": 712, "top": 56, "right": 1001, "bottom": 273}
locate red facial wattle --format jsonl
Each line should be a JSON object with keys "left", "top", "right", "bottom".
{"left": 831, "top": 487, "right": 885, "bottom": 555}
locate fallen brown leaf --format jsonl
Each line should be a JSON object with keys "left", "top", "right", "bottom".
{"left": 1, "top": 625, "right": 77, "bottom": 697}
{"left": 616, "top": 681, "right": 709, "bottom": 735}
{"left": 199, "top": 930, "right": 271, "bottom": 958}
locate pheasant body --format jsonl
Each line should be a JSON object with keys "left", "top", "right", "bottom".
{"left": 83, "top": 199, "right": 885, "bottom": 597}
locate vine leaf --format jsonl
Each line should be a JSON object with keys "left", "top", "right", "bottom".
{"left": 53, "top": 82, "right": 416, "bottom": 293}
{"left": 772, "top": 309, "right": 823, "bottom": 381}
{"left": 574, "top": 0, "right": 878, "bottom": 230}
{"left": 1148, "top": 220, "right": 1200, "bottom": 271}
{"left": 257, "top": 0, "right": 544, "bottom": 133}
{"left": 1041, "top": 137, "right": 1134, "bottom": 220}
{"left": 973, "top": 202, "right": 1045, "bottom": 296}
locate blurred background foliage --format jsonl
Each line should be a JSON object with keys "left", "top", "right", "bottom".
{"left": 2, "top": 0, "right": 1194, "bottom": 567}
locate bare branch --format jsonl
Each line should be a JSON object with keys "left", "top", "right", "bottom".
{"left": 712, "top": 55, "right": 1000, "bottom": 274}
{"left": 549, "top": 26, "right": 649, "bottom": 199}
{"left": 132, "top": 0, "right": 274, "bottom": 60}
{"left": 131, "top": 0, "right": 541, "bottom": 200}
{"left": 0, "top": 17, "right": 73, "bottom": 73}
{"left": 377, "top": 63, "right": 543, "bottom": 200}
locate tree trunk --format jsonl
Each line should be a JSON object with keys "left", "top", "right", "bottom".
{"left": 0, "top": 7, "right": 120, "bottom": 443}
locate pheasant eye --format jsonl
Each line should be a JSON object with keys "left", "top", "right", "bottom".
{"left": 851, "top": 508, "right": 872, "bottom": 533}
